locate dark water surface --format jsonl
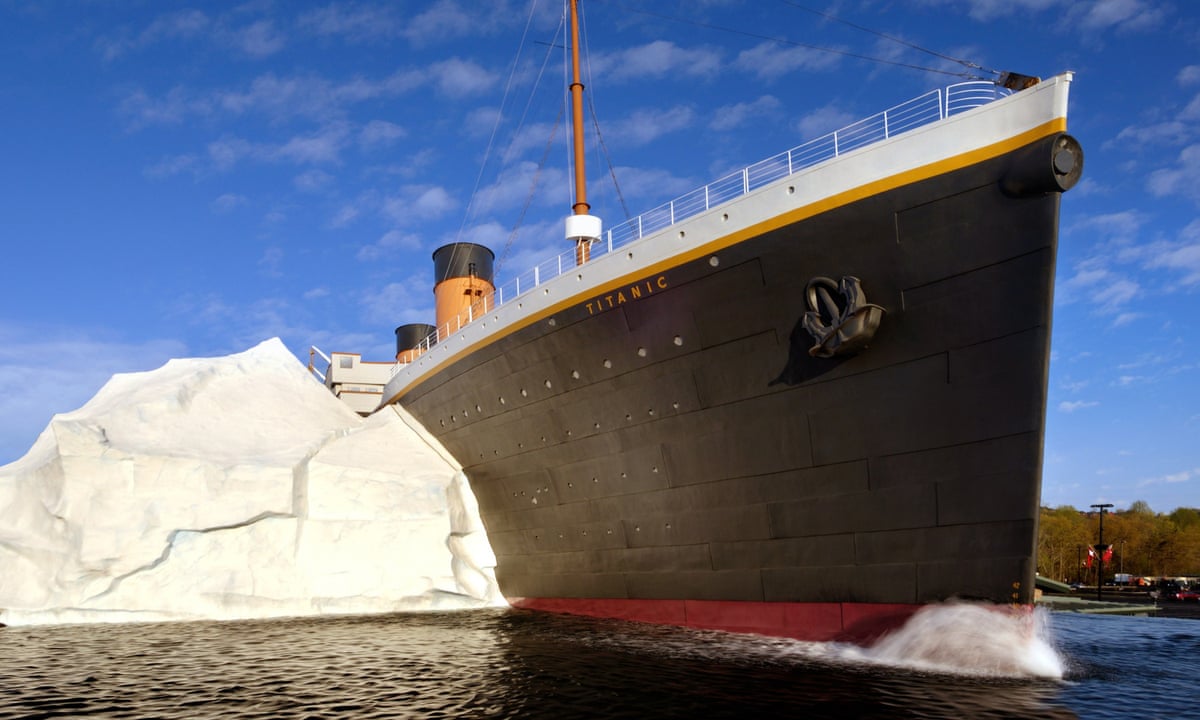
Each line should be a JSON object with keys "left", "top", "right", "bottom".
{"left": 1, "top": 607, "right": 1196, "bottom": 719}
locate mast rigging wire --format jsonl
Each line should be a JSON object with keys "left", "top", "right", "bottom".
{"left": 595, "top": 1, "right": 990, "bottom": 80}
{"left": 773, "top": 0, "right": 1000, "bottom": 76}
{"left": 446, "top": 0, "right": 543, "bottom": 282}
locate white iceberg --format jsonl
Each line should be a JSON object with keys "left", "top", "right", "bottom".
{"left": 0, "top": 338, "right": 503, "bottom": 626}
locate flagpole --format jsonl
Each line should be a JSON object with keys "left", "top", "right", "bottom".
{"left": 1091, "top": 503, "right": 1113, "bottom": 601}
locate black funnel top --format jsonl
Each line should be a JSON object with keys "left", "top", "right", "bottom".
{"left": 395, "top": 323, "right": 437, "bottom": 354}
{"left": 433, "top": 243, "right": 495, "bottom": 284}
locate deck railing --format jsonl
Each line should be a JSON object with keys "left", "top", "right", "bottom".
{"left": 396, "top": 80, "right": 1011, "bottom": 371}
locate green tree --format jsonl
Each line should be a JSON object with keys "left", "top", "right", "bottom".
{"left": 1038, "top": 502, "right": 1200, "bottom": 580}
{"left": 1037, "top": 505, "right": 1090, "bottom": 582}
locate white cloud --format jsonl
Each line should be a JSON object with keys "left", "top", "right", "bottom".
{"left": 1147, "top": 144, "right": 1200, "bottom": 203}
{"left": 472, "top": 162, "right": 568, "bottom": 215}
{"left": 207, "top": 137, "right": 255, "bottom": 171}
{"left": 590, "top": 41, "right": 722, "bottom": 83}
{"left": 1093, "top": 277, "right": 1140, "bottom": 312}
{"left": 733, "top": 41, "right": 841, "bottom": 81}
{"left": 119, "top": 87, "right": 212, "bottom": 129}
{"left": 403, "top": 0, "right": 474, "bottom": 44}
{"left": 1066, "top": 0, "right": 1166, "bottom": 32}
{"left": 294, "top": 170, "right": 333, "bottom": 192}
{"left": 428, "top": 58, "right": 497, "bottom": 98}
{"left": 601, "top": 166, "right": 696, "bottom": 208}
{"left": 360, "top": 276, "right": 433, "bottom": 326}
{"left": 98, "top": 9, "right": 286, "bottom": 61}
{"left": 933, "top": 0, "right": 1061, "bottom": 22}
{"left": 356, "top": 230, "right": 423, "bottom": 261}
{"left": 145, "top": 153, "right": 199, "bottom": 178}
{"left": 609, "top": 106, "right": 696, "bottom": 147}
{"left": 1059, "top": 400, "right": 1099, "bottom": 412}
{"left": 330, "top": 204, "right": 361, "bottom": 228}
{"left": 227, "top": 19, "right": 285, "bottom": 58}
{"left": 793, "top": 104, "right": 858, "bottom": 140}
{"left": 211, "top": 193, "right": 248, "bottom": 213}
{"left": 709, "top": 95, "right": 781, "bottom": 132}
{"left": 1110, "top": 312, "right": 1140, "bottom": 328}
{"left": 360, "top": 120, "right": 406, "bottom": 147}
{"left": 276, "top": 124, "right": 351, "bottom": 164}
{"left": 197, "top": 126, "right": 351, "bottom": 173}
{"left": 297, "top": 4, "right": 404, "bottom": 41}
{"left": 1111, "top": 121, "right": 1190, "bottom": 148}
{"left": 382, "top": 185, "right": 458, "bottom": 224}
{"left": 1059, "top": 261, "right": 1140, "bottom": 313}
{"left": 96, "top": 9, "right": 211, "bottom": 61}
{"left": 1142, "top": 228, "right": 1200, "bottom": 286}
{"left": 1136, "top": 468, "right": 1197, "bottom": 487}
{"left": 258, "top": 247, "right": 284, "bottom": 277}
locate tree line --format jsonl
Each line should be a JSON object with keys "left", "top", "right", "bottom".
{"left": 1037, "top": 502, "right": 1200, "bottom": 583}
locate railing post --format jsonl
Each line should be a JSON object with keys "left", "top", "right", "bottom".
{"left": 535, "top": 265, "right": 540, "bottom": 286}
{"left": 743, "top": 168, "right": 749, "bottom": 195}
{"left": 670, "top": 200, "right": 675, "bottom": 225}
{"left": 607, "top": 229, "right": 613, "bottom": 253}
{"left": 883, "top": 110, "right": 889, "bottom": 139}
{"left": 638, "top": 215, "right": 643, "bottom": 239}
{"left": 833, "top": 130, "right": 839, "bottom": 156}
{"left": 788, "top": 149, "right": 793, "bottom": 175}
{"left": 705, "top": 185, "right": 710, "bottom": 210}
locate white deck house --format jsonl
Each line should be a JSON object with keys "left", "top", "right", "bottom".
{"left": 308, "top": 348, "right": 394, "bottom": 415}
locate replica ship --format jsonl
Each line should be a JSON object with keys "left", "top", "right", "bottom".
{"left": 372, "top": 2, "right": 1082, "bottom": 642}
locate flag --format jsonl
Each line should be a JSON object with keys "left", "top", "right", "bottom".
{"left": 1086, "top": 546, "right": 1096, "bottom": 568}
{"left": 1101, "top": 544, "right": 1113, "bottom": 563}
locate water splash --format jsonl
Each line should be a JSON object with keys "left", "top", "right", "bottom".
{"left": 847, "top": 602, "right": 1065, "bottom": 679}
{"left": 568, "top": 602, "right": 1066, "bottom": 682}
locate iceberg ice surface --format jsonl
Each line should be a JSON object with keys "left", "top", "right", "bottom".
{"left": 0, "top": 338, "right": 503, "bottom": 626}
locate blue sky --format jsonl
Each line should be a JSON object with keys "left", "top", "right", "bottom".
{"left": 1, "top": 1, "right": 1196, "bottom": 513}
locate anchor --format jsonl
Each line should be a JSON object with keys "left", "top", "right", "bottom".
{"left": 800, "top": 276, "right": 885, "bottom": 358}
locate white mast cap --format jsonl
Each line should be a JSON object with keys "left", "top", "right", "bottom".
{"left": 565, "top": 214, "right": 602, "bottom": 242}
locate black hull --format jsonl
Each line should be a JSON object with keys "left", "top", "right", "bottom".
{"left": 399, "top": 137, "right": 1065, "bottom": 615}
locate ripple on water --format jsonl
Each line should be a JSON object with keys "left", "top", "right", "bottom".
{"left": 0, "top": 606, "right": 1190, "bottom": 719}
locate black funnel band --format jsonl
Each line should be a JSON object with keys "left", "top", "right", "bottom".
{"left": 433, "top": 243, "right": 495, "bottom": 284}
{"left": 395, "top": 323, "right": 437, "bottom": 354}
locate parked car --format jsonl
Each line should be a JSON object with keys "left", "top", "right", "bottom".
{"left": 1151, "top": 581, "right": 1198, "bottom": 601}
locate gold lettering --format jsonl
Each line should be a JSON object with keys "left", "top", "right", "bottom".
{"left": 578, "top": 274, "right": 669, "bottom": 315}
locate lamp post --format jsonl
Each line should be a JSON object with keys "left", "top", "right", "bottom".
{"left": 1091, "top": 503, "right": 1113, "bottom": 601}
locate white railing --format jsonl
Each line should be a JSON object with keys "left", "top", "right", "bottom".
{"left": 395, "top": 80, "right": 1011, "bottom": 370}
{"left": 308, "top": 345, "right": 331, "bottom": 383}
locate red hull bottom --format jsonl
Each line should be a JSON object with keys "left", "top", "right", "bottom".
{"left": 508, "top": 597, "right": 923, "bottom": 645}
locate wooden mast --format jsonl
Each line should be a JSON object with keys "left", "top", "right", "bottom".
{"left": 566, "top": 0, "right": 600, "bottom": 266}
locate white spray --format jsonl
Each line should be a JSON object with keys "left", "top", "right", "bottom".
{"left": 847, "top": 602, "right": 1065, "bottom": 678}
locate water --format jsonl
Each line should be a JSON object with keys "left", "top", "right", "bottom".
{"left": 0, "top": 605, "right": 1196, "bottom": 719}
